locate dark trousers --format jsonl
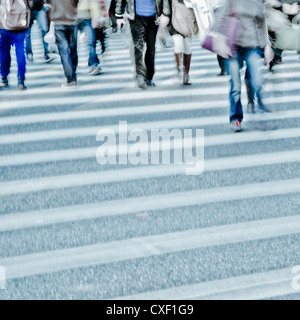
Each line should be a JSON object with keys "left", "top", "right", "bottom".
{"left": 129, "top": 15, "right": 158, "bottom": 81}
{"left": 54, "top": 25, "right": 78, "bottom": 83}
{"left": 0, "top": 29, "right": 27, "bottom": 83}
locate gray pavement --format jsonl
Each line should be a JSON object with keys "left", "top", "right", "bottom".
{"left": 0, "top": 25, "right": 300, "bottom": 300}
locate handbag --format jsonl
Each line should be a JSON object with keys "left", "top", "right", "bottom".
{"left": 201, "top": 0, "right": 241, "bottom": 59}
{"left": 266, "top": 6, "right": 289, "bottom": 32}
{"left": 172, "top": 0, "right": 198, "bottom": 38}
{"left": 44, "top": 22, "right": 56, "bottom": 44}
{"left": 274, "top": 23, "right": 300, "bottom": 51}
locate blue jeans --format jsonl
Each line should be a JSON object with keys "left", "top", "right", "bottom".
{"left": 225, "top": 47, "right": 265, "bottom": 123}
{"left": 0, "top": 29, "right": 27, "bottom": 83}
{"left": 26, "top": 8, "right": 49, "bottom": 57}
{"left": 77, "top": 19, "right": 99, "bottom": 67}
{"left": 55, "top": 25, "right": 78, "bottom": 83}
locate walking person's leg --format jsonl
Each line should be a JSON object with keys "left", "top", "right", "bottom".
{"left": 69, "top": 25, "right": 78, "bottom": 82}
{"left": 144, "top": 16, "right": 158, "bottom": 86}
{"left": 245, "top": 48, "right": 270, "bottom": 113}
{"left": 25, "top": 12, "right": 35, "bottom": 61}
{"left": 225, "top": 48, "right": 244, "bottom": 131}
{"left": 55, "top": 25, "right": 77, "bottom": 86}
{"left": 36, "top": 8, "right": 52, "bottom": 62}
{"left": 183, "top": 37, "right": 192, "bottom": 85}
{"left": 0, "top": 30, "right": 12, "bottom": 86}
{"left": 14, "top": 30, "right": 27, "bottom": 90}
{"left": 78, "top": 19, "right": 100, "bottom": 74}
{"left": 172, "top": 34, "right": 184, "bottom": 78}
{"left": 129, "top": 16, "right": 148, "bottom": 88}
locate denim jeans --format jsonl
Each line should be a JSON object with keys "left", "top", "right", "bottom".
{"left": 225, "top": 47, "right": 265, "bottom": 123}
{"left": 26, "top": 8, "right": 49, "bottom": 57}
{"left": 55, "top": 25, "right": 78, "bottom": 83}
{"left": 129, "top": 15, "right": 158, "bottom": 81}
{"left": 0, "top": 29, "right": 27, "bottom": 83}
{"left": 77, "top": 19, "right": 99, "bottom": 67}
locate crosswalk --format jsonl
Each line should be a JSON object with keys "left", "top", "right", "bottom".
{"left": 0, "top": 24, "right": 300, "bottom": 300}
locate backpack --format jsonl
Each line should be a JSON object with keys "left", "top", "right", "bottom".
{"left": 172, "top": 0, "right": 198, "bottom": 38}
{"left": 0, "top": 0, "right": 30, "bottom": 31}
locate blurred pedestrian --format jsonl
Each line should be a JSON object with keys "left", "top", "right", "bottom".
{"left": 214, "top": 0, "right": 274, "bottom": 132}
{"left": 94, "top": 0, "right": 109, "bottom": 55}
{"left": 46, "top": 0, "right": 79, "bottom": 87}
{"left": 26, "top": 0, "right": 54, "bottom": 63}
{"left": 0, "top": 0, "right": 31, "bottom": 90}
{"left": 109, "top": 0, "right": 118, "bottom": 32}
{"left": 211, "top": 0, "right": 227, "bottom": 75}
{"left": 77, "top": 0, "right": 104, "bottom": 76}
{"left": 115, "top": 0, "right": 171, "bottom": 89}
{"left": 168, "top": 0, "right": 194, "bottom": 85}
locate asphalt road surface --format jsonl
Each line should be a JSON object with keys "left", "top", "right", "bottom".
{"left": 0, "top": 24, "right": 300, "bottom": 300}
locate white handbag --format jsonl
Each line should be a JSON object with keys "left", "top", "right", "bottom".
{"left": 44, "top": 22, "right": 56, "bottom": 44}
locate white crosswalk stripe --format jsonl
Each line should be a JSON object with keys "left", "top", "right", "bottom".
{"left": 0, "top": 25, "right": 300, "bottom": 300}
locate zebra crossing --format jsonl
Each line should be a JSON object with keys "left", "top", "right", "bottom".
{"left": 0, "top": 24, "right": 300, "bottom": 300}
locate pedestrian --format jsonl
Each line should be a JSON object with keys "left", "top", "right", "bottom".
{"left": 115, "top": 0, "right": 171, "bottom": 89}
{"left": 77, "top": 0, "right": 103, "bottom": 76}
{"left": 94, "top": 0, "right": 109, "bottom": 55}
{"left": 109, "top": 0, "right": 118, "bottom": 32}
{"left": 0, "top": 0, "right": 31, "bottom": 90}
{"left": 211, "top": 0, "right": 227, "bottom": 76}
{"left": 26, "top": 0, "right": 54, "bottom": 63}
{"left": 268, "top": 0, "right": 300, "bottom": 70}
{"left": 214, "top": 0, "right": 274, "bottom": 132}
{"left": 45, "top": 0, "right": 79, "bottom": 88}
{"left": 168, "top": 0, "right": 194, "bottom": 85}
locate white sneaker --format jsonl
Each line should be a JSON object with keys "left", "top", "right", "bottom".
{"left": 89, "top": 65, "right": 102, "bottom": 76}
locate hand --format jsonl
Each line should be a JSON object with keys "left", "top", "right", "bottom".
{"left": 91, "top": 18, "right": 103, "bottom": 29}
{"left": 212, "top": 32, "right": 233, "bottom": 59}
{"left": 117, "top": 18, "right": 126, "bottom": 29}
{"left": 264, "top": 44, "right": 275, "bottom": 65}
{"left": 159, "top": 14, "right": 170, "bottom": 28}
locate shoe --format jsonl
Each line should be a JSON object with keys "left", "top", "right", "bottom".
{"left": 61, "top": 81, "right": 77, "bottom": 88}
{"left": 257, "top": 104, "right": 271, "bottom": 113}
{"left": 0, "top": 78, "right": 8, "bottom": 87}
{"left": 27, "top": 53, "right": 33, "bottom": 62}
{"left": 136, "top": 76, "right": 147, "bottom": 89}
{"left": 112, "top": 27, "right": 117, "bottom": 33}
{"left": 146, "top": 80, "right": 156, "bottom": 87}
{"left": 230, "top": 120, "right": 242, "bottom": 132}
{"left": 45, "top": 54, "right": 54, "bottom": 63}
{"left": 247, "top": 102, "right": 255, "bottom": 114}
{"left": 18, "top": 82, "right": 27, "bottom": 91}
{"left": 217, "top": 70, "right": 227, "bottom": 76}
{"left": 89, "top": 65, "right": 102, "bottom": 76}
{"left": 183, "top": 74, "right": 191, "bottom": 85}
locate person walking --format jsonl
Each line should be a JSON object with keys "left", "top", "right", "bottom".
{"left": 0, "top": 0, "right": 31, "bottom": 90}
{"left": 115, "top": 0, "right": 171, "bottom": 89}
{"left": 211, "top": 0, "right": 227, "bottom": 76}
{"left": 26, "top": 0, "right": 54, "bottom": 63}
{"left": 214, "top": 0, "right": 274, "bottom": 132}
{"left": 77, "top": 0, "right": 103, "bottom": 76}
{"left": 46, "top": 0, "right": 79, "bottom": 87}
{"left": 168, "top": 0, "right": 194, "bottom": 85}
